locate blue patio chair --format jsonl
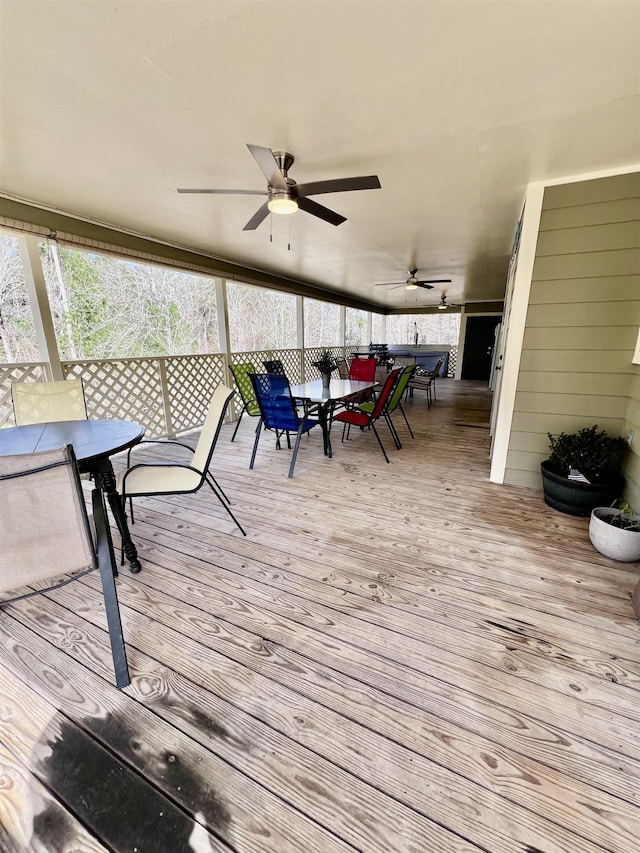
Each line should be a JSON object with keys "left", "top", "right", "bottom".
{"left": 248, "top": 373, "right": 320, "bottom": 478}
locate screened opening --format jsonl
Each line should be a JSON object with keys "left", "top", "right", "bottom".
{"left": 0, "top": 232, "right": 38, "bottom": 362}
{"left": 304, "top": 298, "right": 341, "bottom": 347}
{"left": 39, "top": 243, "right": 219, "bottom": 359}
{"left": 227, "top": 281, "right": 296, "bottom": 352}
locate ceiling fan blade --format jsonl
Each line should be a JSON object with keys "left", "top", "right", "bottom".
{"left": 242, "top": 202, "right": 271, "bottom": 231}
{"left": 246, "top": 144, "right": 287, "bottom": 189}
{"left": 297, "top": 197, "right": 346, "bottom": 226}
{"left": 296, "top": 176, "right": 381, "bottom": 198}
{"left": 177, "top": 188, "right": 267, "bottom": 196}
{"left": 417, "top": 279, "right": 452, "bottom": 285}
{"left": 416, "top": 282, "right": 434, "bottom": 290}
{"left": 374, "top": 281, "right": 405, "bottom": 287}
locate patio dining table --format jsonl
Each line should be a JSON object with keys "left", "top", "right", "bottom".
{"left": 289, "top": 378, "right": 378, "bottom": 458}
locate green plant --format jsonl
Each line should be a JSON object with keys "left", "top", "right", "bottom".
{"left": 607, "top": 500, "right": 640, "bottom": 531}
{"left": 313, "top": 348, "right": 335, "bottom": 373}
{"left": 547, "top": 425, "right": 628, "bottom": 481}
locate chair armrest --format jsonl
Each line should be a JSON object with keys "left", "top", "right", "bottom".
{"left": 126, "top": 438, "right": 194, "bottom": 466}
{"left": 121, "top": 461, "right": 203, "bottom": 492}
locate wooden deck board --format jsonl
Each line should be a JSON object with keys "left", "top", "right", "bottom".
{"left": 1, "top": 379, "right": 639, "bottom": 852}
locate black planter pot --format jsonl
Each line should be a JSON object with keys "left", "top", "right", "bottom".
{"left": 540, "top": 460, "right": 623, "bottom": 517}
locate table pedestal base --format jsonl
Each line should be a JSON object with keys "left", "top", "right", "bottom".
{"left": 93, "top": 462, "right": 142, "bottom": 573}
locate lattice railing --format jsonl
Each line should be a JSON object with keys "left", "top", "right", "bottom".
{"left": 270, "top": 349, "right": 303, "bottom": 384}
{"left": 2, "top": 343, "right": 455, "bottom": 437}
{"left": 304, "top": 346, "right": 347, "bottom": 380}
{"left": 447, "top": 346, "right": 457, "bottom": 377}
{"left": 0, "top": 362, "right": 51, "bottom": 427}
{"left": 164, "top": 354, "right": 226, "bottom": 434}
{"left": 64, "top": 358, "right": 168, "bottom": 436}
{"left": 63, "top": 353, "right": 228, "bottom": 438}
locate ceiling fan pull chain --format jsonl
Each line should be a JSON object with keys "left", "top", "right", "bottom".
{"left": 269, "top": 213, "right": 273, "bottom": 243}
{"left": 288, "top": 218, "right": 292, "bottom": 252}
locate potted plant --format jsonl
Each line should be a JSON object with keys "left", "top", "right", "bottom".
{"left": 589, "top": 501, "right": 640, "bottom": 561}
{"left": 541, "top": 425, "right": 628, "bottom": 516}
{"left": 312, "top": 349, "right": 336, "bottom": 390}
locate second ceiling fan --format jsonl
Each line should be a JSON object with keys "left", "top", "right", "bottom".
{"left": 375, "top": 269, "right": 452, "bottom": 291}
{"left": 177, "top": 144, "right": 381, "bottom": 231}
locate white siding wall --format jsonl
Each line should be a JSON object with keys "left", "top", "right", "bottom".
{"left": 504, "top": 172, "right": 640, "bottom": 490}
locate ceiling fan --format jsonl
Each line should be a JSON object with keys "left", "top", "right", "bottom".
{"left": 374, "top": 269, "right": 452, "bottom": 291}
{"left": 177, "top": 143, "right": 381, "bottom": 231}
{"left": 438, "top": 292, "right": 458, "bottom": 309}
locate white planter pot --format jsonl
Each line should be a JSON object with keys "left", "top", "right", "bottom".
{"left": 589, "top": 508, "right": 640, "bottom": 562}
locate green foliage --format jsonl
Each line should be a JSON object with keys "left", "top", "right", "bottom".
{"left": 547, "top": 425, "right": 628, "bottom": 480}
{"left": 608, "top": 500, "right": 640, "bottom": 531}
{"left": 312, "top": 348, "right": 335, "bottom": 373}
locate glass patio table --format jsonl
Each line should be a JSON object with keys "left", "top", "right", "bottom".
{"left": 288, "top": 378, "right": 378, "bottom": 458}
{"left": 0, "top": 419, "right": 145, "bottom": 572}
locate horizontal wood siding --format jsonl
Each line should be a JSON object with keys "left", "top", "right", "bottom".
{"left": 505, "top": 172, "right": 640, "bottom": 491}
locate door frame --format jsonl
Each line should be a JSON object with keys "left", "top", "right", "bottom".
{"left": 455, "top": 311, "right": 503, "bottom": 381}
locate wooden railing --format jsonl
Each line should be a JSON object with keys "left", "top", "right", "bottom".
{"left": 1, "top": 344, "right": 457, "bottom": 436}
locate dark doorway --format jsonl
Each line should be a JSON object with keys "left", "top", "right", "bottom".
{"left": 461, "top": 316, "right": 502, "bottom": 381}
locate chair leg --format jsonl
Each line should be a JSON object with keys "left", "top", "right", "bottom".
{"left": 288, "top": 423, "right": 306, "bottom": 478}
{"left": 250, "top": 418, "right": 263, "bottom": 468}
{"left": 370, "top": 422, "right": 390, "bottom": 463}
{"left": 231, "top": 404, "right": 247, "bottom": 442}
{"left": 206, "top": 480, "right": 246, "bottom": 536}
{"left": 384, "top": 413, "right": 402, "bottom": 449}
{"left": 398, "top": 402, "right": 414, "bottom": 438}
{"left": 92, "top": 489, "right": 130, "bottom": 689}
{"left": 207, "top": 472, "right": 229, "bottom": 504}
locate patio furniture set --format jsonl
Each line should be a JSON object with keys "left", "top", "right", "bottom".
{"left": 0, "top": 360, "right": 442, "bottom": 687}
{"left": 229, "top": 354, "right": 439, "bottom": 476}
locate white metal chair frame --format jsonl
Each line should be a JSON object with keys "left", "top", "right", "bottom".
{"left": 0, "top": 445, "right": 130, "bottom": 688}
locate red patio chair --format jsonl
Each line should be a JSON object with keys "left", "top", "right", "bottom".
{"left": 346, "top": 356, "right": 378, "bottom": 406}
{"left": 332, "top": 367, "right": 402, "bottom": 463}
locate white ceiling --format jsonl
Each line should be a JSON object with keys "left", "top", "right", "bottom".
{"left": 1, "top": 0, "right": 638, "bottom": 310}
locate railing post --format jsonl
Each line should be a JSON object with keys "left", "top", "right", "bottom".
{"left": 297, "top": 296, "right": 305, "bottom": 381}
{"left": 18, "top": 235, "right": 64, "bottom": 380}
{"left": 158, "top": 358, "right": 175, "bottom": 438}
{"left": 216, "top": 278, "right": 235, "bottom": 422}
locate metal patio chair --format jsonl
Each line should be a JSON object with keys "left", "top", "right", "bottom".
{"left": 0, "top": 444, "right": 130, "bottom": 688}
{"left": 358, "top": 364, "right": 416, "bottom": 441}
{"left": 248, "top": 373, "right": 321, "bottom": 478}
{"left": 12, "top": 378, "right": 87, "bottom": 425}
{"left": 117, "top": 384, "right": 245, "bottom": 538}
{"left": 332, "top": 368, "right": 403, "bottom": 463}
{"left": 229, "top": 362, "right": 261, "bottom": 441}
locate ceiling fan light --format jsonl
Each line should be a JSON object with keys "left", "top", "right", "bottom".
{"left": 405, "top": 282, "right": 418, "bottom": 290}
{"left": 268, "top": 195, "right": 298, "bottom": 215}
{"left": 438, "top": 303, "right": 447, "bottom": 310}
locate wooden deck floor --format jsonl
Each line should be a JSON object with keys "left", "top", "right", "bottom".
{"left": 1, "top": 379, "right": 639, "bottom": 852}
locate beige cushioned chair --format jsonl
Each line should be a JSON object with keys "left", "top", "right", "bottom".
{"left": 12, "top": 378, "right": 87, "bottom": 425}
{"left": 117, "top": 384, "right": 245, "bottom": 537}
{"left": 0, "top": 445, "right": 130, "bottom": 688}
